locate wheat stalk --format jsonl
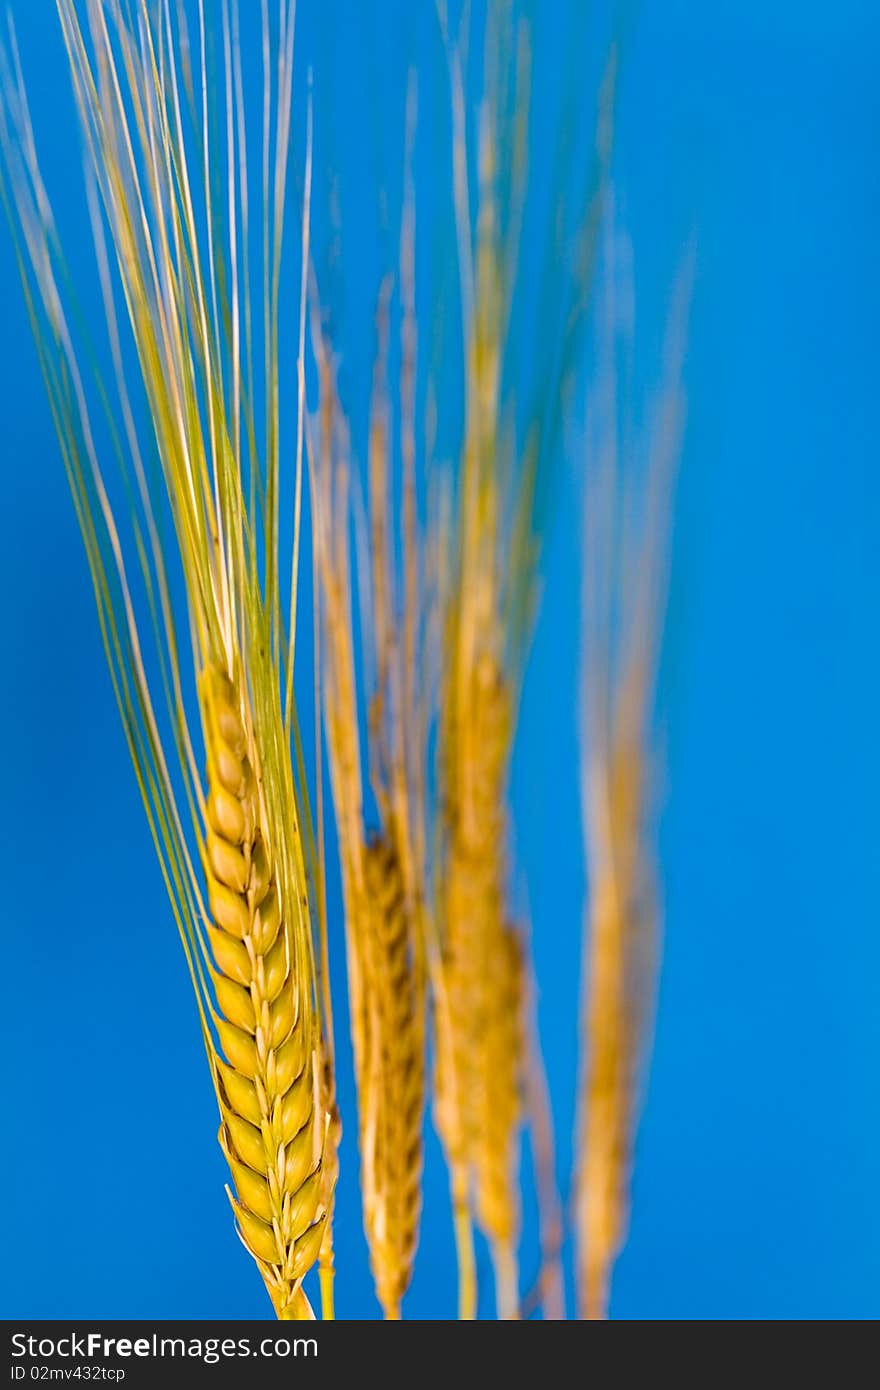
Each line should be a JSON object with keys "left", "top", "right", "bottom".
{"left": 202, "top": 662, "right": 327, "bottom": 1318}
{"left": 0, "top": 0, "right": 335, "bottom": 1317}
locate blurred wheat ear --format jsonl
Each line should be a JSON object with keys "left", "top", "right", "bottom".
{"left": 0, "top": 0, "right": 336, "bottom": 1318}
{"left": 307, "top": 183, "right": 430, "bottom": 1314}
{"left": 428, "top": 0, "right": 616, "bottom": 1320}
{"left": 577, "top": 208, "right": 689, "bottom": 1320}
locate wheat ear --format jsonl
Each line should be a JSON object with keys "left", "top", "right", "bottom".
{"left": 308, "top": 328, "right": 427, "bottom": 1317}
{"left": 436, "top": 640, "right": 525, "bottom": 1319}
{"left": 0, "top": 0, "right": 335, "bottom": 1316}
{"left": 202, "top": 664, "right": 326, "bottom": 1318}
{"left": 359, "top": 836, "right": 424, "bottom": 1318}
{"left": 576, "top": 210, "right": 687, "bottom": 1319}
{"left": 357, "top": 246, "right": 427, "bottom": 1317}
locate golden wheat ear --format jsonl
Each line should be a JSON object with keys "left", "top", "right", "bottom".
{"left": 306, "top": 264, "right": 428, "bottom": 1319}
{"left": 576, "top": 209, "right": 688, "bottom": 1320}
{"left": 358, "top": 834, "right": 424, "bottom": 1319}
{"left": 202, "top": 664, "right": 326, "bottom": 1318}
{"left": 0, "top": 0, "right": 334, "bottom": 1317}
{"left": 429, "top": 0, "right": 618, "bottom": 1320}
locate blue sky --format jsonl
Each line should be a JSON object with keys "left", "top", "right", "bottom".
{"left": 0, "top": 1, "right": 877, "bottom": 1319}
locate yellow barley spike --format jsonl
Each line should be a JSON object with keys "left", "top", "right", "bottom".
{"left": 305, "top": 55, "right": 429, "bottom": 1311}
{"left": 1, "top": 0, "right": 335, "bottom": 1316}
{"left": 436, "top": 631, "right": 525, "bottom": 1319}
{"left": 360, "top": 836, "right": 424, "bottom": 1319}
{"left": 430, "top": 6, "right": 533, "bottom": 1314}
{"left": 202, "top": 665, "right": 325, "bottom": 1320}
{"left": 308, "top": 299, "right": 428, "bottom": 1318}
{"left": 432, "top": 0, "right": 616, "bottom": 1303}
{"left": 475, "top": 924, "right": 524, "bottom": 1287}
{"left": 576, "top": 205, "right": 686, "bottom": 1320}
{"left": 436, "top": 636, "right": 525, "bottom": 1318}
{"left": 577, "top": 863, "right": 633, "bottom": 1321}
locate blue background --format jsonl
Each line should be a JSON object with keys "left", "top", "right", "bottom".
{"left": 1, "top": 1, "right": 878, "bottom": 1319}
